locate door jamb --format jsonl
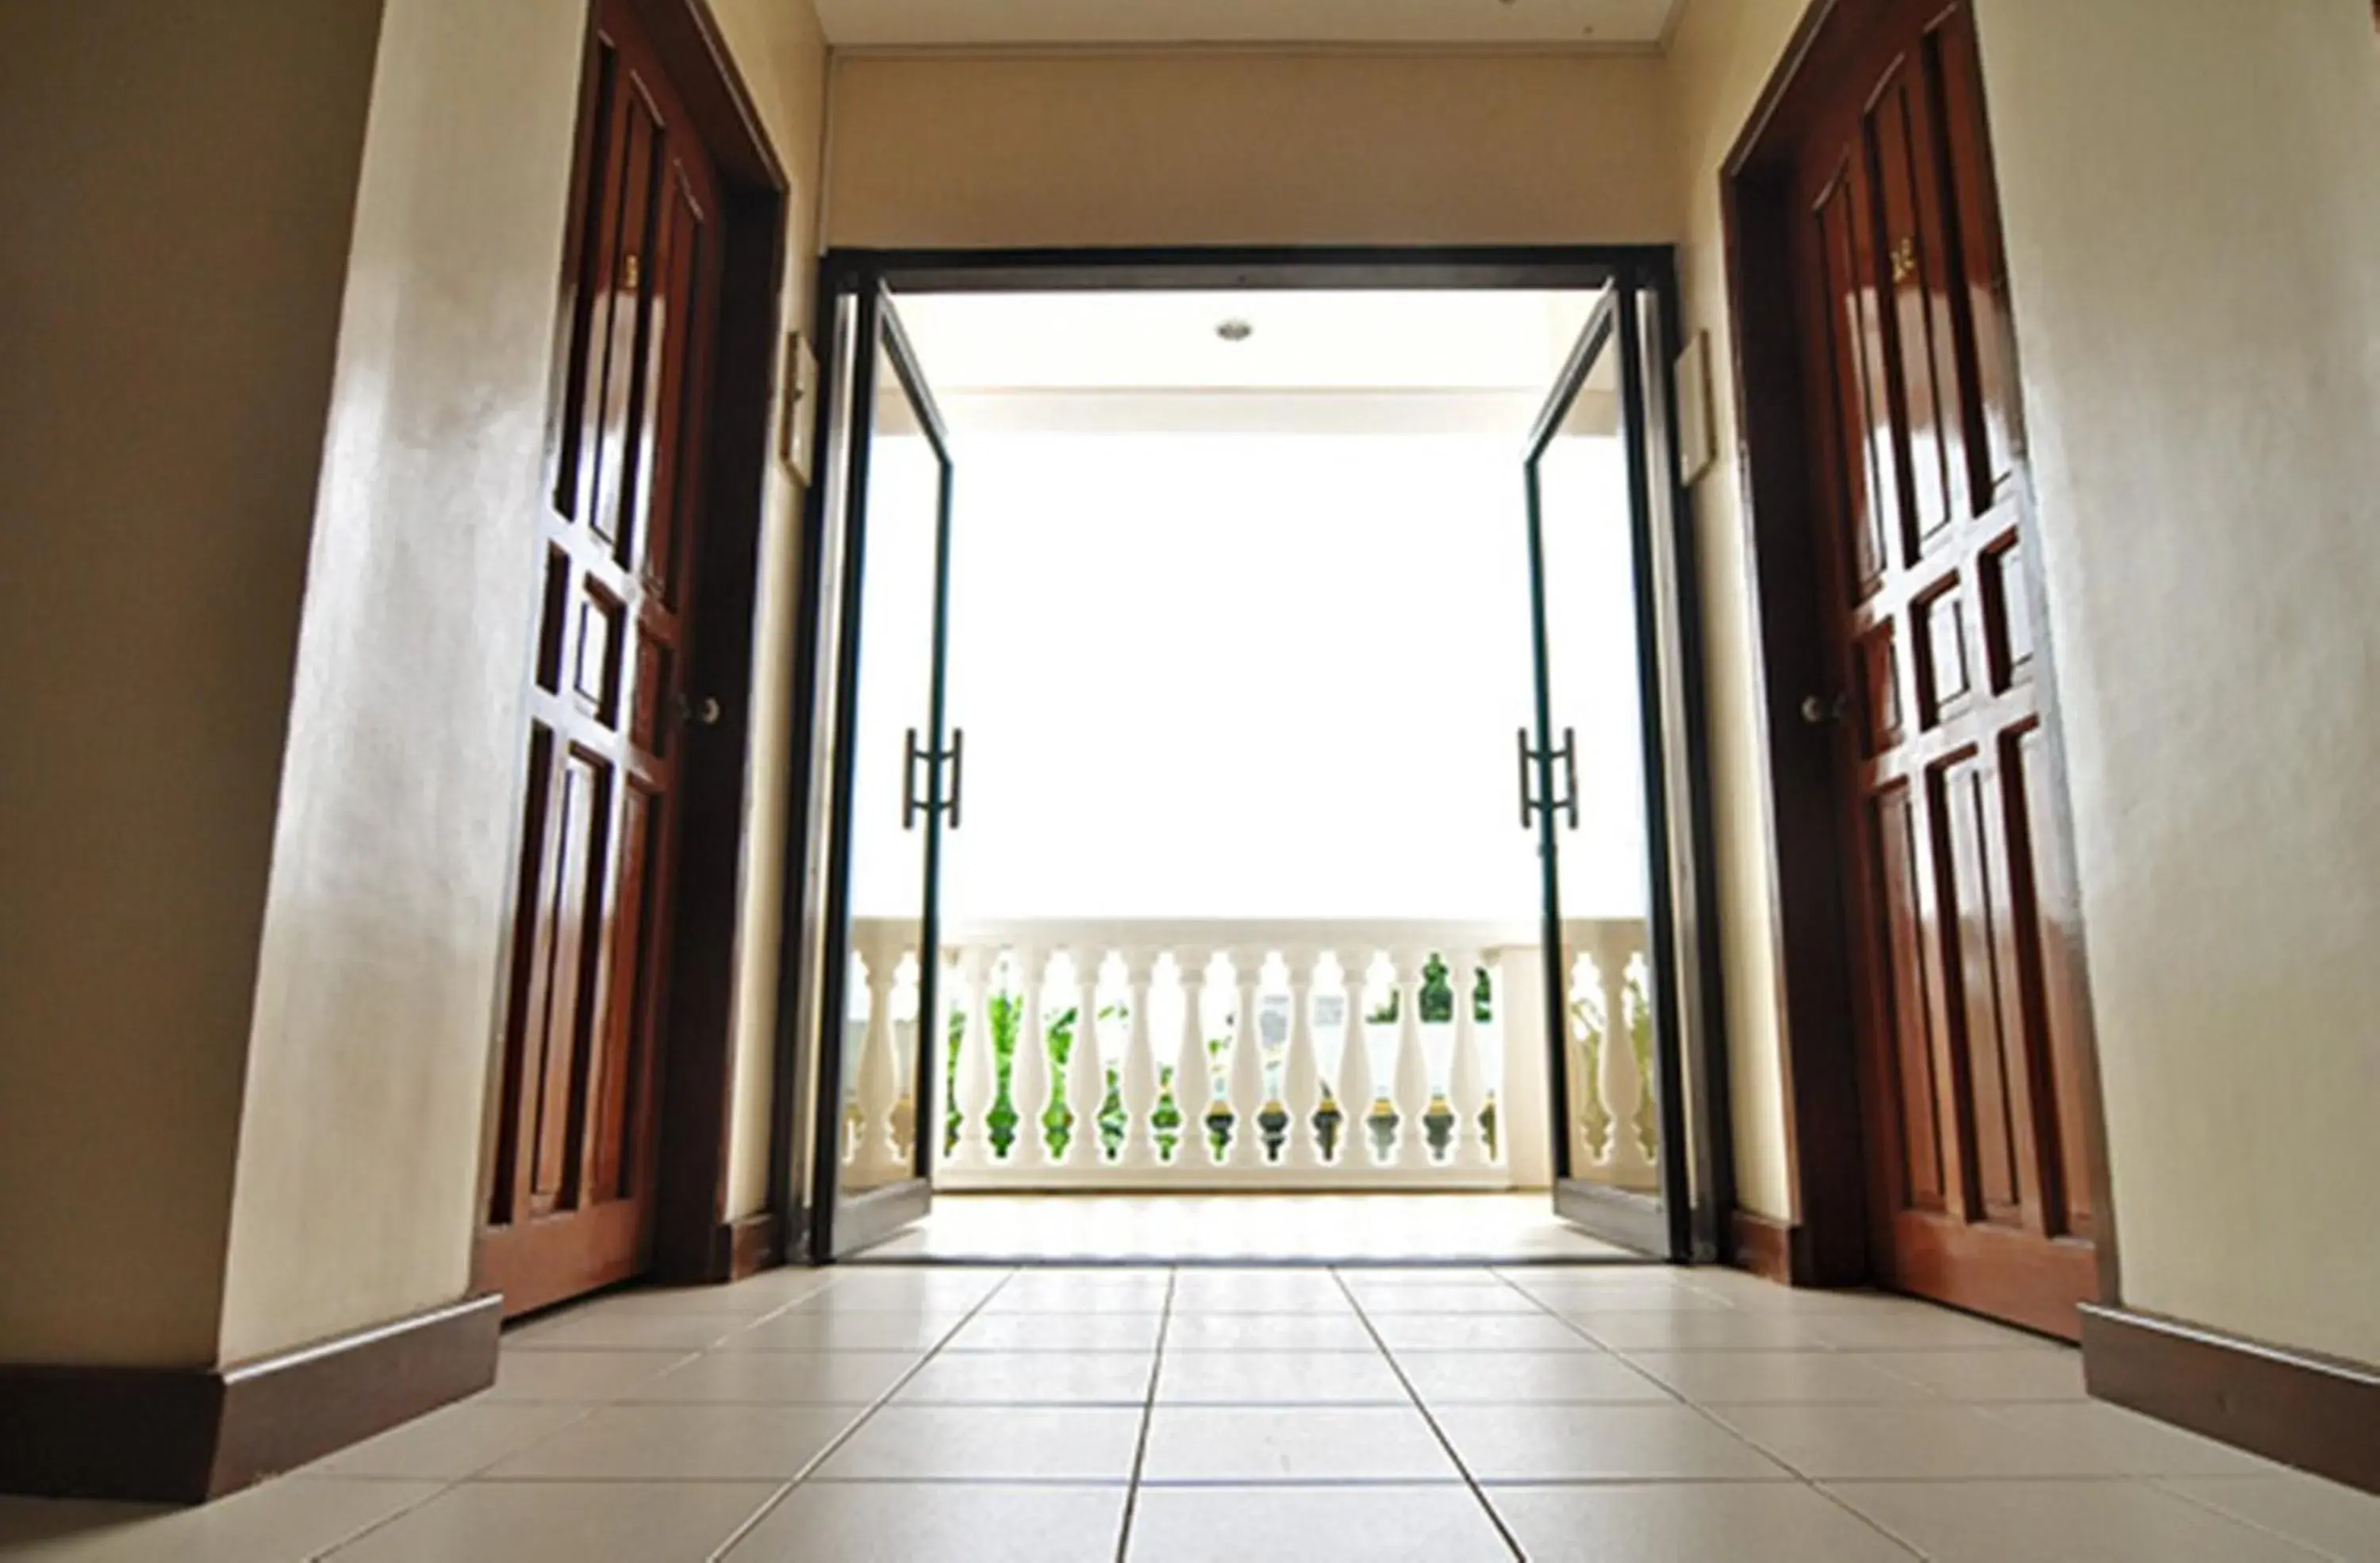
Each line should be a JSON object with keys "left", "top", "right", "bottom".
{"left": 767, "top": 246, "right": 1737, "bottom": 1265}
{"left": 1715, "top": 0, "right": 2120, "bottom": 1300}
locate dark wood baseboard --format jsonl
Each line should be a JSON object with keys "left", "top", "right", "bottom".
{"left": 2082, "top": 1304, "right": 2380, "bottom": 1496}
{"left": 713, "top": 1211, "right": 781, "bottom": 1281}
{"left": 0, "top": 1294, "right": 501, "bottom": 1503}
{"left": 1729, "top": 1208, "right": 1809, "bottom": 1284}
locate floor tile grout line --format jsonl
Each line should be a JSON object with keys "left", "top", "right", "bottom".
{"left": 2140, "top": 1474, "right": 2350, "bottom": 1562}
{"left": 1330, "top": 1266, "right": 1529, "bottom": 1562}
{"left": 1110, "top": 1267, "right": 1177, "bottom": 1563}
{"left": 690, "top": 1265, "right": 1019, "bottom": 1557}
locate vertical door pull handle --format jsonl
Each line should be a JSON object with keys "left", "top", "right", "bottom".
{"left": 946, "top": 728, "right": 965, "bottom": 831}
{"left": 1559, "top": 727, "right": 1580, "bottom": 830}
{"left": 902, "top": 728, "right": 925, "bottom": 830}
{"left": 1516, "top": 728, "right": 1535, "bottom": 829}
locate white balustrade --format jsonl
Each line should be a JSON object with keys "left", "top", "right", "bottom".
{"left": 839, "top": 917, "right": 1653, "bottom": 1193}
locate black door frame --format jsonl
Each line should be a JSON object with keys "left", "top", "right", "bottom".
{"left": 769, "top": 246, "right": 1737, "bottom": 1265}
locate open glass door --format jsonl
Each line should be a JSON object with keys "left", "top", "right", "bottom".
{"left": 1523, "top": 282, "right": 1694, "bottom": 1259}
{"left": 807, "top": 288, "right": 959, "bottom": 1260}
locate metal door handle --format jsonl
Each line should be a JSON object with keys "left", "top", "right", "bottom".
{"left": 946, "top": 728, "right": 964, "bottom": 831}
{"left": 676, "top": 691, "right": 722, "bottom": 728}
{"left": 1516, "top": 727, "right": 1580, "bottom": 830}
{"left": 903, "top": 728, "right": 924, "bottom": 829}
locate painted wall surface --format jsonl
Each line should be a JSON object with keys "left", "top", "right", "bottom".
{"left": 824, "top": 51, "right": 1679, "bottom": 248}
{"left": 707, "top": 0, "right": 831, "bottom": 1224}
{"left": 0, "top": 1, "right": 386, "bottom": 1366}
{"left": 215, "top": 0, "right": 590, "bottom": 1363}
{"left": 1660, "top": 0, "right": 1807, "bottom": 1224}
{"left": 1974, "top": 0, "right": 2380, "bottom": 1365}
{"left": 217, "top": 0, "right": 828, "bottom": 1355}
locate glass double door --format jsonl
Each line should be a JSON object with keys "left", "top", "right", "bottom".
{"left": 1522, "top": 282, "right": 1696, "bottom": 1260}
{"left": 803, "top": 287, "right": 960, "bottom": 1260}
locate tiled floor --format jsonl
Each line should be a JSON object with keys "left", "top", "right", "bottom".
{"left": 5, "top": 1264, "right": 2377, "bottom": 1561}
{"left": 852, "top": 1193, "right": 1635, "bottom": 1262}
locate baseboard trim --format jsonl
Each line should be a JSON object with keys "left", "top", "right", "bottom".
{"left": 0, "top": 1293, "right": 501, "bottom": 1503}
{"left": 1729, "top": 1208, "right": 1807, "bottom": 1285}
{"left": 2082, "top": 1304, "right": 2380, "bottom": 1496}
{"left": 714, "top": 1211, "right": 781, "bottom": 1281}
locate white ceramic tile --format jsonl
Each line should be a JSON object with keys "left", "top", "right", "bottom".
{"left": 1712, "top": 1403, "right": 2114, "bottom": 1480}
{"left": 307, "top": 1401, "right": 587, "bottom": 1480}
{"left": 945, "top": 1311, "right": 1166, "bottom": 1352}
{"left": 727, "top": 1483, "right": 1128, "bottom": 1562}
{"left": 812, "top": 1268, "right": 1011, "bottom": 1310}
{"left": 1368, "top": 1312, "right": 1597, "bottom": 1351}
{"left": 1568, "top": 1310, "right": 1832, "bottom": 1352}
{"left": 482, "top": 1348, "right": 693, "bottom": 1402}
{"left": 724, "top": 1311, "right": 970, "bottom": 1352}
{"left": 0, "top": 1479, "right": 443, "bottom": 1563}
{"left": 1156, "top": 1350, "right": 1409, "bottom": 1404}
{"left": 623, "top": 1349, "right": 920, "bottom": 1404}
{"left": 1164, "top": 1313, "right": 1378, "bottom": 1350}
{"left": 1127, "top": 1487, "right": 1512, "bottom": 1561}
{"left": 2159, "top": 1473, "right": 2380, "bottom": 1561}
{"left": 1346, "top": 1284, "right": 1545, "bottom": 1314}
{"left": 895, "top": 1350, "right": 1156, "bottom": 1404}
{"left": 815, "top": 1407, "right": 1146, "bottom": 1482}
{"left": 1140, "top": 1406, "right": 1460, "bottom": 1484}
{"left": 1434, "top": 1404, "right": 1791, "bottom": 1482}
{"left": 1395, "top": 1350, "right": 1672, "bottom": 1405}
{"left": 1491, "top": 1482, "right": 1921, "bottom": 1562}
{"left": 1860, "top": 1347, "right": 2087, "bottom": 1400}
{"left": 1169, "top": 1270, "right": 1355, "bottom": 1312}
{"left": 321, "top": 1480, "right": 780, "bottom": 1562}
{"left": 1803, "top": 1309, "right": 2055, "bottom": 1351}
{"left": 504, "top": 1311, "right": 751, "bottom": 1352}
{"left": 481, "top": 1404, "right": 861, "bottom": 1480}
{"left": 1337, "top": 1268, "right": 1503, "bottom": 1288}
{"left": 1623, "top": 1350, "right": 1938, "bottom": 1404}
{"left": 984, "top": 1273, "right": 1173, "bottom": 1312}
{"left": 575, "top": 1285, "right": 797, "bottom": 1318}
{"left": 1975, "top": 1402, "right": 2284, "bottom": 1477}
{"left": 1827, "top": 1479, "right": 2336, "bottom": 1562}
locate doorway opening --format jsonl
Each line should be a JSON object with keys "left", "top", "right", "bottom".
{"left": 773, "top": 252, "right": 1732, "bottom": 1270}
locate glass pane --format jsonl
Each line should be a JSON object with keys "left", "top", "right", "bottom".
{"left": 835, "top": 327, "right": 945, "bottom": 1196}
{"left": 1534, "top": 334, "right": 1662, "bottom": 1203}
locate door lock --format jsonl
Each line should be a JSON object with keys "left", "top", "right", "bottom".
{"left": 677, "top": 691, "right": 724, "bottom": 728}
{"left": 1799, "top": 693, "right": 1848, "bottom": 727}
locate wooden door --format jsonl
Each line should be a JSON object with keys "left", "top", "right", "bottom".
{"left": 1787, "top": 0, "right": 2098, "bottom": 1337}
{"left": 478, "top": 0, "right": 725, "bottom": 1319}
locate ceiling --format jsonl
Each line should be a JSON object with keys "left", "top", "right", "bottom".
{"left": 812, "top": 0, "right": 1682, "bottom": 50}
{"left": 890, "top": 289, "right": 1612, "bottom": 436}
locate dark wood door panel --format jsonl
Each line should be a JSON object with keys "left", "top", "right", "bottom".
{"left": 478, "top": 0, "right": 724, "bottom": 1318}
{"left": 1787, "top": 0, "right": 2096, "bottom": 1338}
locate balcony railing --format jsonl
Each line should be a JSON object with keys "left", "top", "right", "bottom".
{"left": 838, "top": 918, "right": 1659, "bottom": 1196}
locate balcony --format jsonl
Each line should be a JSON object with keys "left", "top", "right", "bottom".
{"left": 838, "top": 917, "right": 1661, "bottom": 1203}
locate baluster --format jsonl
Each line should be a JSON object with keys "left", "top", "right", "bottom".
{"left": 950, "top": 947, "right": 998, "bottom": 1169}
{"left": 854, "top": 944, "right": 903, "bottom": 1176}
{"left": 1062, "top": 950, "right": 1108, "bottom": 1167}
{"left": 1390, "top": 950, "right": 1434, "bottom": 1169}
{"left": 1225, "top": 950, "right": 1269, "bottom": 1169}
{"left": 1448, "top": 947, "right": 1491, "bottom": 1169}
{"left": 1008, "top": 946, "right": 1049, "bottom": 1168}
{"left": 1336, "top": 955, "right": 1376, "bottom": 1168}
{"left": 1281, "top": 954, "right": 1323, "bottom": 1169}
{"left": 889, "top": 954, "right": 919, "bottom": 1164}
{"left": 1569, "top": 949, "right": 1599, "bottom": 1172}
{"left": 1596, "top": 931, "right": 1654, "bottom": 1181}
{"left": 1118, "top": 950, "right": 1162, "bottom": 1169}
{"left": 1173, "top": 952, "right": 1212, "bottom": 1166}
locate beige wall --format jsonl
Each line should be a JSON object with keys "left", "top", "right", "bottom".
{"left": 1973, "top": 0, "right": 2380, "bottom": 1365}
{"left": 1661, "top": 0, "right": 1807, "bottom": 1224}
{"left": 0, "top": 1, "right": 386, "bottom": 1367}
{"left": 217, "top": 0, "right": 829, "bottom": 1358}
{"left": 825, "top": 50, "right": 1679, "bottom": 248}
{"left": 215, "top": 0, "right": 592, "bottom": 1363}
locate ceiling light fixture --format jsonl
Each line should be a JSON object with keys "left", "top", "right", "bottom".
{"left": 1215, "top": 318, "right": 1254, "bottom": 343}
